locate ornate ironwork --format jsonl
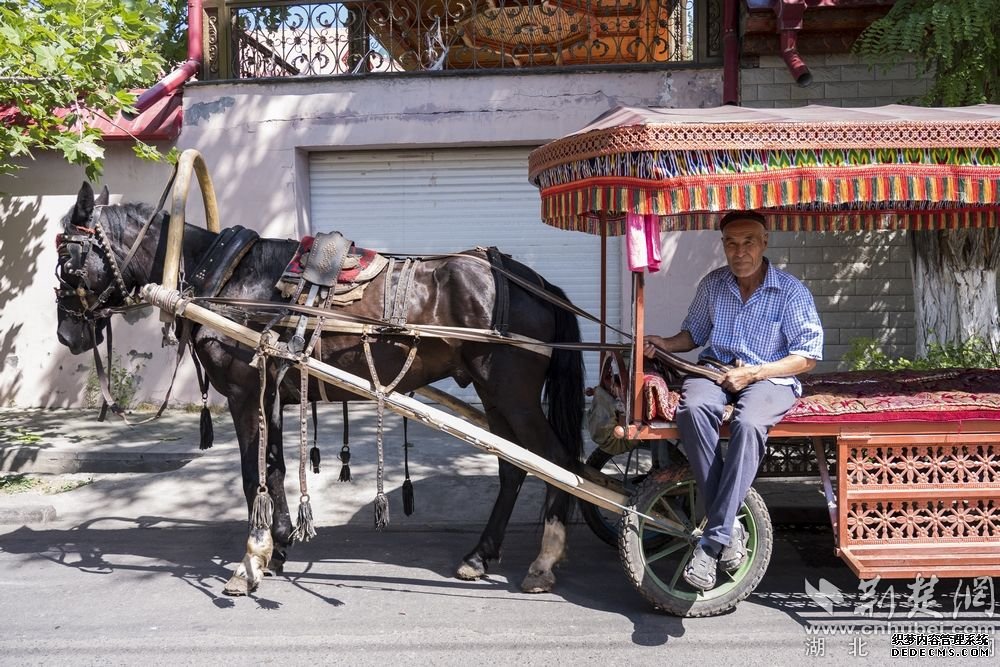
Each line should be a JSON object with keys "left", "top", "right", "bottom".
{"left": 225, "top": 0, "right": 699, "bottom": 79}
{"left": 759, "top": 437, "right": 836, "bottom": 476}
{"left": 846, "top": 499, "right": 1000, "bottom": 542}
{"left": 843, "top": 442, "right": 1000, "bottom": 545}
{"left": 846, "top": 444, "right": 1000, "bottom": 487}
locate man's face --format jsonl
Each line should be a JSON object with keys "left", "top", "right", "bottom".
{"left": 722, "top": 219, "right": 768, "bottom": 279}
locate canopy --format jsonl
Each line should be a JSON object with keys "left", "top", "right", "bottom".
{"left": 527, "top": 104, "right": 1000, "bottom": 235}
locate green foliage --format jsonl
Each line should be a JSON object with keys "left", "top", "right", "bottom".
{"left": 844, "top": 337, "right": 1000, "bottom": 371}
{"left": 0, "top": 473, "right": 93, "bottom": 494}
{"left": 84, "top": 354, "right": 144, "bottom": 410}
{"left": 0, "top": 0, "right": 167, "bottom": 179}
{"left": 0, "top": 474, "right": 42, "bottom": 493}
{"left": 855, "top": 0, "right": 1000, "bottom": 105}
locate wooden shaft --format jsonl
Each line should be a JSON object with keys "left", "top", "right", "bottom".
{"left": 139, "top": 284, "right": 658, "bottom": 521}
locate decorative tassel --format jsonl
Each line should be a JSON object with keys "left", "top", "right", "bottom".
{"left": 310, "top": 446, "right": 321, "bottom": 474}
{"left": 402, "top": 478, "right": 414, "bottom": 516}
{"left": 250, "top": 489, "right": 274, "bottom": 530}
{"left": 338, "top": 445, "right": 352, "bottom": 482}
{"left": 292, "top": 496, "right": 317, "bottom": 543}
{"left": 374, "top": 491, "right": 389, "bottom": 531}
{"left": 199, "top": 402, "right": 214, "bottom": 450}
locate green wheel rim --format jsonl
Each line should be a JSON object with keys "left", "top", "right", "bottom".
{"left": 636, "top": 479, "right": 760, "bottom": 602}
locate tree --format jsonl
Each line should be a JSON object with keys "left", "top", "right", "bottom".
{"left": 855, "top": 0, "right": 1000, "bottom": 355}
{"left": 0, "top": 0, "right": 167, "bottom": 180}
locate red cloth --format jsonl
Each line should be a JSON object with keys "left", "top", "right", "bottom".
{"left": 643, "top": 369, "right": 1000, "bottom": 424}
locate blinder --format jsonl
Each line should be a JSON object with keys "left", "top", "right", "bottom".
{"left": 54, "top": 209, "right": 137, "bottom": 321}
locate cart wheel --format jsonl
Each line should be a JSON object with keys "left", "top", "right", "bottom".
{"left": 618, "top": 469, "right": 773, "bottom": 617}
{"left": 581, "top": 446, "right": 654, "bottom": 547}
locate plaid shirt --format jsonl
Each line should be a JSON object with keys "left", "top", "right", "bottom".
{"left": 681, "top": 259, "right": 823, "bottom": 395}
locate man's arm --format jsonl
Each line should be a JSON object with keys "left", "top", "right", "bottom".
{"left": 719, "top": 353, "right": 816, "bottom": 393}
{"left": 643, "top": 331, "right": 697, "bottom": 357}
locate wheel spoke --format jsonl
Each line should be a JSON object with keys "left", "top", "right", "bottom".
{"left": 655, "top": 496, "right": 691, "bottom": 528}
{"left": 669, "top": 546, "right": 694, "bottom": 589}
{"left": 644, "top": 539, "right": 689, "bottom": 564}
{"left": 640, "top": 520, "right": 688, "bottom": 539}
{"left": 687, "top": 483, "right": 699, "bottom": 523}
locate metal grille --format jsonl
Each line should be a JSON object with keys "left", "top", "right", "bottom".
{"left": 226, "top": 0, "right": 698, "bottom": 78}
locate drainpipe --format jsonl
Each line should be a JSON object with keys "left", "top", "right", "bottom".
{"left": 776, "top": 0, "right": 812, "bottom": 87}
{"left": 722, "top": 0, "right": 740, "bottom": 105}
{"left": 135, "top": 0, "right": 204, "bottom": 112}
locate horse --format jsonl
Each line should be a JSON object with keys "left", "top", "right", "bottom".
{"left": 54, "top": 182, "right": 585, "bottom": 596}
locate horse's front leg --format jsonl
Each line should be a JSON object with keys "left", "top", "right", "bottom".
{"left": 223, "top": 389, "right": 293, "bottom": 596}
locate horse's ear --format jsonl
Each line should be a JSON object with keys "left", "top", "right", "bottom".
{"left": 96, "top": 185, "right": 110, "bottom": 206}
{"left": 72, "top": 182, "right": 95, "bottom": 226}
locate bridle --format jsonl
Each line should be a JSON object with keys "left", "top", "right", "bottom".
{"left": 54, "top": 205, "right": 159, "bottom": 322}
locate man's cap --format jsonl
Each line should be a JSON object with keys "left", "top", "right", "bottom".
{"left": 719, "top": 210, "right": 768, "bottom": 231}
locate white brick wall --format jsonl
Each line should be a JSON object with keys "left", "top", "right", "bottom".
{"left": 739, "top": 54, "right": 927, "bottom": 368}
{"left": 767, "top": 230, "right": 915, "bottom": 372}
{"left": 742, "top": 54, "right": 930, "bottom": 108}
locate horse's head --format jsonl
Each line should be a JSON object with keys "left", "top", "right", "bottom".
{"left": 55, "top": 183, "right": 124, "bottom": 354}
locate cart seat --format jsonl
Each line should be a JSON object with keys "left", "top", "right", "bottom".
{"left": 644, "top": 368, "right": 1000, "bottom": 424}
{"left": 640, "top": 368, "right": 1000, "bottom": 581}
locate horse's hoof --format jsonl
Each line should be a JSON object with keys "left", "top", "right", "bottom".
{"left": 521, "top": 569, "right": 556, "bottom": 593}
{"left": 455, "top": 556, "right": 487, "bottom": 580}
{"left": 223, "top": 574, "right": 256, "bottom": 596}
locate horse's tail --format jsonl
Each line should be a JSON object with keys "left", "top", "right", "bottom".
{"left": 540, "top": 281, "right": 585, "bottom": 468}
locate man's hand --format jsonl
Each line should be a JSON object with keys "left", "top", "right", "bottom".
{"left": 643, "top": 331, "right": 697, "bottom": 359}
{"left": 719, "top": 362, "right": 761, "bottom": 392}
{"left": 643, "top": 335, "right": 666, "bottom": 359}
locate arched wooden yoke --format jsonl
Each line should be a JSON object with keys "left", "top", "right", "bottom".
{"left": 159, "top": 149, "right": 221, "bottom": 327}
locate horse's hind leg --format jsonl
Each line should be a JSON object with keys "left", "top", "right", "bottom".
{"left": 458, "top": 392, "right": 576, "bottom": 594}
{"left": 456, "top": 408, "right": 526, "bottom": 581}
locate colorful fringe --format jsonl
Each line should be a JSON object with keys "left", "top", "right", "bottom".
{"left": 531, "top": 147, "right": 1000, "bottom": 234}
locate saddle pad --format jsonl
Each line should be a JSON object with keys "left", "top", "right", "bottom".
{"left": 280, "top": 236, "right": 385, "bottom": 285}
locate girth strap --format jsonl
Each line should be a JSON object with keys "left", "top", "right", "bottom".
{"left": 486, "top": 246, "right": 510, "bottom": 336}
{"left": 383, "top": 257, "right": 418, "bottom": 326}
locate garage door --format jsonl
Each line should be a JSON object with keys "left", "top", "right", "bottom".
{"left": 309, "top": 147, "right": 621, "bottom": 402}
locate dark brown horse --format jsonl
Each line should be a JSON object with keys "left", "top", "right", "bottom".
{"left": 54, "top": 183, "right": 585, "bottom": 596}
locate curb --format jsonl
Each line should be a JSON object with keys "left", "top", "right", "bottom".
{"left": 0, "top": 505, "right": 57, "bottom": 525}
{"left": 0, "top": 447, "right": 202, "bottom": 475}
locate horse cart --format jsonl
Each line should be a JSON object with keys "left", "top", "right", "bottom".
{"left": 55, "top": 104, "right": 1000, "bottom": 618}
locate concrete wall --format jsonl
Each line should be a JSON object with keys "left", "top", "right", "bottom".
{"left": 0, "top": 68, "right": 724, "bottom": 407}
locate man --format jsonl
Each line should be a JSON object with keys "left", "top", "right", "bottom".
{"left": 643, "top": 210, "right": 823, "bottom": 591}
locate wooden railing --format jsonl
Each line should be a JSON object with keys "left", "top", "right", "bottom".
{"left": 200, "top": 0, "right": 722, "bottom": 80}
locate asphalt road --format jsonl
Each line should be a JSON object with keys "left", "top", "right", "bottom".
{"left": 1, "top": 518, "right": 994, "bottom": 666}
{"left": 1, "top": 407, "right": 996, "bottom": 665}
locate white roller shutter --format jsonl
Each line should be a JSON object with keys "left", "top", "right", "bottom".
{"left": 309, "top": 147, "right": 621, "bottom": 402}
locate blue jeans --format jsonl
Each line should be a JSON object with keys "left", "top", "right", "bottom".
{"left": 675, "top": 376, "right": 797, "bottom": 548}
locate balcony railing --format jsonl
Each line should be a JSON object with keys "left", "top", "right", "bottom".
{"left": 201, "top": 0, "right": 722, "bottom": 80}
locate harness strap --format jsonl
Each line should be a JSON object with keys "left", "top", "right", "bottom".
{"left": 487, "top": 247, "right": 510, "bottom": 336}
{"left": 383, "top": 250, "right": 631, "bottom": 339}
{"left": 390, "top": 258, "right": 417, "bottom": 326}
{"left": 362, "top": 331, "right": 420, "bottom": 531}
{"left": 382, "top": 257, "right": 395, "bottom": 322}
